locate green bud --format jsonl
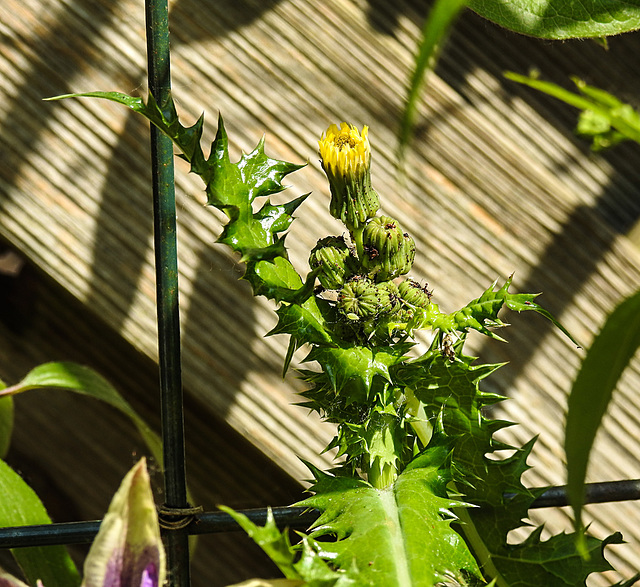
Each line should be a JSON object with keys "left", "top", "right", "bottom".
{"left": 338, "top": 277, "right": 380, "bottom": 320}
{"left": 375, "top": 281, "right": 401, "bottom": 314}
{"left": 398, "top": 279, "right": 431, "bottom": 308}
{"left": 309, "top": 236, "right": 358, "bottom": 290}
{"left": 361, "top": 216, "right": 415, "bottom": 281}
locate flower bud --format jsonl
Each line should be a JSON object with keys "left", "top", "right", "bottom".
{"left": 375, "top": 281, "right": 401, "bottom": 314}
{"left": 361, "top": 216, "right": 415, "bottom": 281}
{"left": 318, "top": 123, "right": 380, "bottom": 231}
{"left": 309, "top": 236, "right": 358, "bottom": 290}
{"left": 398, "top": 279, "right": 432, "bottom": 308}
{"left": 338, "top": 277, "right": 380, "bottom": 321}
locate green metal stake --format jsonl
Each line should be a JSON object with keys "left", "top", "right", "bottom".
{"left": 145, "top": 0, "right": 190, "bottom": 584}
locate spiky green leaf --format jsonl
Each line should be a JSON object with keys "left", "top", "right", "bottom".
{"left": 297, "top": 456, "right": 482, "bottom": 586}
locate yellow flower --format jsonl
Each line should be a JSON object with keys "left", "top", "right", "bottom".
{"left": 318, "top": 123, "right": 371, "bottom": 180}
{"left": 318, "top": 123, "right": 379, "bottom": 232}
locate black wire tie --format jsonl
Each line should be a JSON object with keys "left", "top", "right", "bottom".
{"left": 158, "top": 505, "right": 204, "bottom": 530}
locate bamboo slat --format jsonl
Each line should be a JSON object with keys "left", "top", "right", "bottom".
{"left": 2, "top": 0, "right": 640, "bottom": 582}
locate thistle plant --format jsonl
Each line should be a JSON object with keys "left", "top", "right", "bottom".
{"left": 47, "top": 90, "right": 637, "bottom": 586}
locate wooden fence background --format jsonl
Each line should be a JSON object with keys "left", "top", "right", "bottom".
{"left": 1, "top": 0, "right": 640, "bottom": 584}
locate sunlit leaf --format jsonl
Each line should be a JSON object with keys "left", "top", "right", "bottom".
{"left": 470, "top": 0, "right": 640, "bottom": 39}
{"left": 297, "top": 457, "right": 482, "bottom": 586}
{"left": 565, "top": 291, "right": 640, "bottom": 532}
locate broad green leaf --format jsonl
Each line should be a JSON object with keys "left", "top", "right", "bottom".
{"left": 469, "top": 0, "right": 640, "bottom": 39}
{"left": 0, "top": 362, "right": 162, "bottom": 467}
{"left": 565, "top": 290, "right": 640, "bottom": 532}
{"left": 0, "top": 395, "right": 13, "bottom": 459}
{"left": 0, "top": 458, "right": 80, "bottom": 587}
{"left": 398, "top": 0, "right": 467, "bottom": 157}
{"left": 297, "top": 456, "right": 482, "bottom": 586}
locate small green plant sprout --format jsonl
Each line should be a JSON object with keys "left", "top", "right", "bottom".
{"left": 45, "top": 90, "right": 636, "bottom": 585}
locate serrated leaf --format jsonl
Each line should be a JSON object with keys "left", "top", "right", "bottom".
{"left": 469, "top": 0, "right": 640, "bottom": 39}
{"left": 218, "top": 507, "right": 352, "bottom": 586}
{"left": 305, "top": 345, "right": 409, "bottom": 402}
{"left": 47, "top": 92, "right": 308, "bottom": 304}
{"left": 423, "top": 276, "right": 580, "bottom": 347}
{"left": 405, "top": 352, "right": 619, "bottom": 586}
{"left": 254, "top": 195, "right": 310, "bottom": 236}
{"left": 489, "top": 529, "right": 621, "bottom": 586}
{"left": 205, "top": 129, "right": 303, "bottom": 212}
{"left": 218, "top": 506, "right": 301, "bottom": 580}
{"left": 0, "top": 458, "right": 80, "bottom": 587}
{"left": 245, "top": 259, "right": 316, "bottom": 304}
{"left": 269, "top": 297, "right": 335, "bottom": 349}
{"left": 565, "top": 290, "right": 640, "bottom": 532}
{"left": 298, "top": 457, "right": 481, "bottom": 586}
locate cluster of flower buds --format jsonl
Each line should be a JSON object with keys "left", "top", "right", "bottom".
{"left": 315, "top": 122, "right": 428, "bottom": 341}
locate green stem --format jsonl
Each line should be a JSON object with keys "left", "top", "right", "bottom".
{"left": 351, "top": 226, "right": 365, "bottom": 262}
{"left": 453, "top": 492, "right": 507, "bottom": 587}
{"left": 405, "top": 387, "right": 433, "bottom": 447}
{"left": 368, "top": 460, "right": 398, "bottom": 489}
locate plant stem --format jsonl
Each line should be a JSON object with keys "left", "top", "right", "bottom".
{"left": 405, "top": 387, "right": 433, "bottom": 447}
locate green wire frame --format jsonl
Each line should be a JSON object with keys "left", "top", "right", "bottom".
{"left": 145, "top": 0, "right": 190, "bottom": 583}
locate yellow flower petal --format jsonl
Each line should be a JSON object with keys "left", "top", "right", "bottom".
{"left": 318, "top": 122, "right": 370, "bottom": 180}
